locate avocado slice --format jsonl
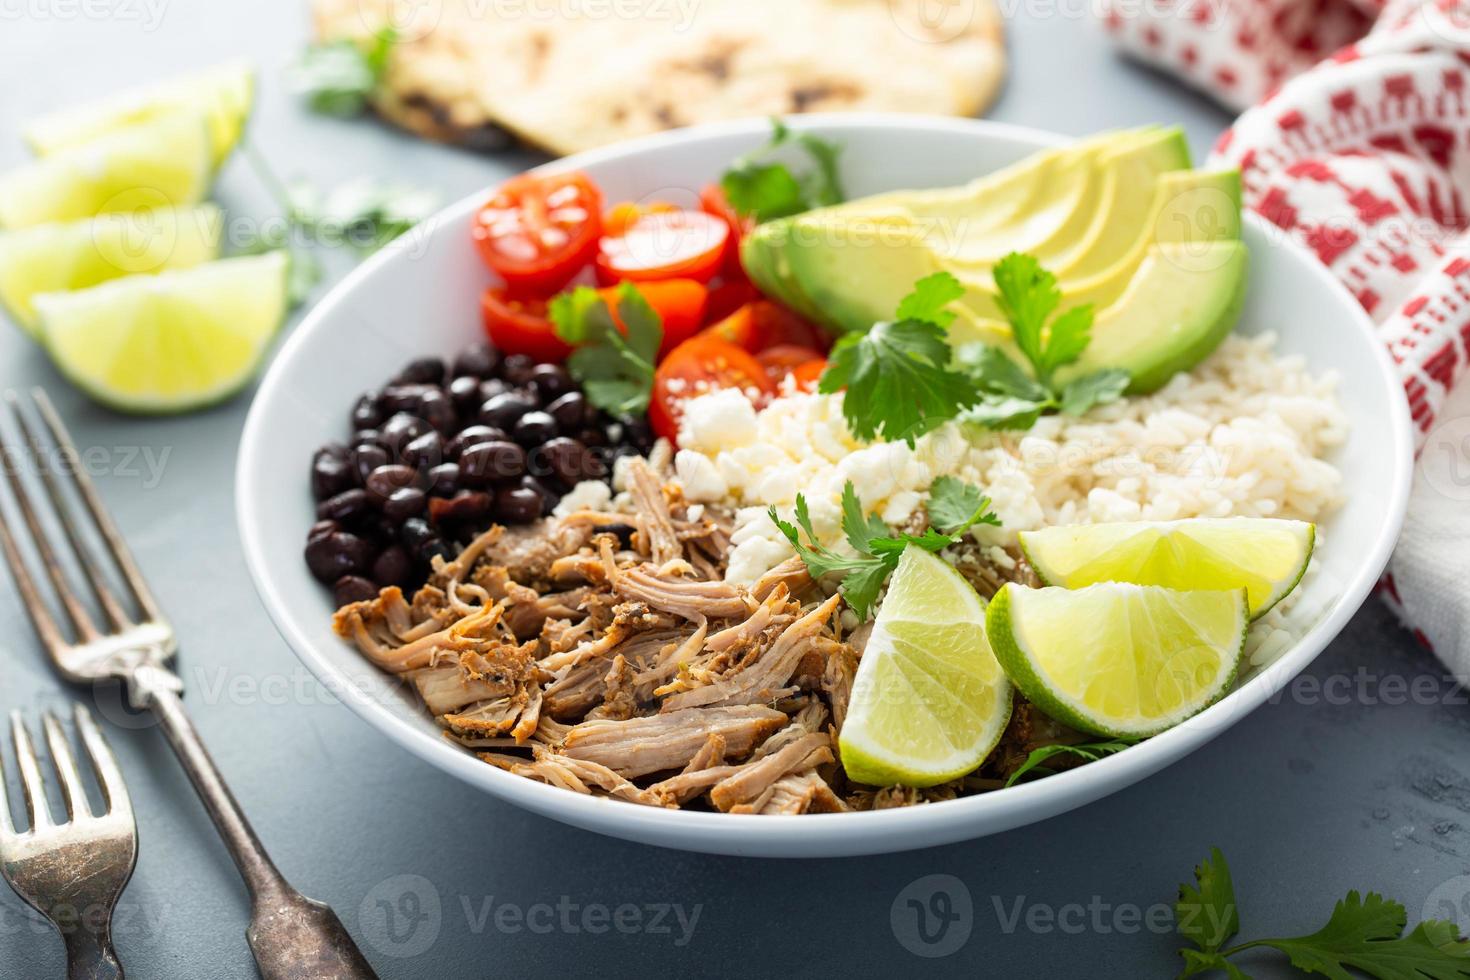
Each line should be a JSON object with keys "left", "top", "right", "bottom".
{"left": 949, "top": 240, "right": 1250, "bottom": 394}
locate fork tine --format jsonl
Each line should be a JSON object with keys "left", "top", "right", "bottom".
{"left": 0, "top": 728, "right": 14, "bottom": 839}
{"left": 31, "top": 389, "right": 164, "bottom": 624}
{"left": 73, "top": 704, "right": 129, "bottom": 817}
{"left": 0, "top": 492, "right": 68, "bottom": 658}
{"left": 41, "top": 711, "right": 91, "bottom": 821}
{"left": 9, "top": 712, "right": 54, "bottom": 832}
{"left": 8, "top": 393, "right": 132, "bottom": 630}
{"left": 0, "top": 396, "right": 98, "bottom": 641}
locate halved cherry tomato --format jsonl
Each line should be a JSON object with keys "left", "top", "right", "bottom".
{"left": 790, "top": 359, "right": 827, "bottom": 391}
{"left": 603, "top": 200, "right": 678, "bottom": 237}
{"left": 596, "top": 279, "right": 708, "bottom": 358}
{"left": 473, "top": 172, "right": 603, "bottom": 295}
{"left": 701, "top": 300, "right": 828, "bottom": 353}
{"left": 596, "top": 209, "right": 729, "bottom": 285}
{"left": 703, "top": 277, "right": 759, "bottom": 326}
{"left": 755, "top": 344, "right": 826, "bottom": 386}
{"left": 700, "top": 183, "right": 755, "bottom": 278}
{"left": 649, "top": 337, "right": 774, "bottom": 444}
{"left": 480, "top": 287, "right": 569, "bottom": 363}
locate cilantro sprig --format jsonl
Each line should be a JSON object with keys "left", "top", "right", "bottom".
{"left": 290, "top": 27, "right": 397, "bottom": 117}
{"left": 818, "top": 273, "right": 980, "bottom": 446}
{"left": 1175, "top": 848, "right": 1470, "bottom": 978}
{"left": 962, "top": 253, "right": 1130, "bottom": 429}
{"left": 721, "top": 118, "right": 845, "bottom": 223}
{"left": 768, "top": 477, "right": 999, "bottom": 620}
{"left": 1003, "top": 739, "right": 1133, "bottom": 787}
{"left": 550, "top": 284, "right": 663, "bottom": 416}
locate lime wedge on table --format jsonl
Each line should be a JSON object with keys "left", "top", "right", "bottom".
{"left": 0, "top": 205, "right": 223, "bottom": 336}
{"left": 24, "top": 60, "right": 254, "bottom": 166}
{"left": 1019, "top": 518, "right": 1314, "bottom": 619}
{"left": 33, "top": 252, "right": 289, "bottom": 414}
{"left": 987, "top": 583, "right": 1247, "bottom": 738}
{"left": 0, "top": 112, "right": 213, "bottom": 230}
{"left": 840, "top": 547, "right": 1013, "bottom": 788}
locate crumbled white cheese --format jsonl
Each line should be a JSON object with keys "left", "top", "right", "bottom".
{"left": 677, "top": 387, "right": 758, "bottom": 454}
{"left": 724, "top": 535, "right": 795, "bottom": 585}
{"left": 552, "top": 480, "right": 612, "bottom": 517}
{"left": 674, "top": 449, "right": 728, "bottom": 502}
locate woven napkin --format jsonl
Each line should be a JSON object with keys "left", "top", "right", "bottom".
{"left": 1099, "top": 0, "right": 1470, "bottom": 672}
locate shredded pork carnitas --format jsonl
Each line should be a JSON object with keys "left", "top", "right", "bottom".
{"left": 334, "top": 458, "right": 1059, "bottom": 813}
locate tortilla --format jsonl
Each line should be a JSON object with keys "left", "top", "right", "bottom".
{"left": 311, "top": 0, "right": 1006, "bottom": 155}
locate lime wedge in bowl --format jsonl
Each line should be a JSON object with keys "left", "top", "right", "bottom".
{"left": 987, "top": 582, "right": 1247, "bottom": 739}
{"left": 0, "top": 205, "right": 222, "bottom": 336}
{"left": 840, "top": 547, "right": 1013, "bottom": 787}
{"left": 24, "top": 60, "right": 254, "bottom": 166}
{"left": 1019, "top": 518, "right": 1314, "bottom": 619}
{"left": 0, "top": 112, "right": 213, "bottom": 229}
{"left": 33, "top": 252, "right": 289, "bottom": 413}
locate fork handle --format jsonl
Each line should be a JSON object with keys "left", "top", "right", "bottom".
{"left": 132, "top": 670, "right": 379, "bottom": 979}
{"left": 64, "top": 928, "right": 123, "bottom": 980}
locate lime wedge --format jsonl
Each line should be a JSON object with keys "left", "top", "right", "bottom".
{"left": 840, "top": 547, "right": 1013, "bottom": 787}
{"left": 0, "top": 205, "right": 223, "bottom": 337}
{"left": 33, "top": 252, "right": 289, "bottom": 413}
{"left": 987, "top": 583, "right": 1247, "bottom": 738}
{"left": 1020, "top": 518, "right": 1314, "bottom": 619}
{"left": 24, "top": 60, "right": 254, "bottom": 166}
{"left": 0, "top": 112, "right": 213, "bottom": 230}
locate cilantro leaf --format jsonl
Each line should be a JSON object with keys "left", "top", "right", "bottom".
{"left": 959, "top": 344, "right": 1049, "bottom": 402}
{"left": 963, "top": 395, "right": 1048, "bottom": 431}
{"left": 767, "top": 497, "right": 891, "bottom": 620}
{"left": 1040, "top": 303, "right": 1095, "bottom": 376}
{"left": 291, "top": 27, "right": 396, "bottom": 117}
{"left": 1059, "top": 369, "right": 1130, "bottom": 416}
{"left": 927, "top": 475, "right": 1001, "bottom": 535}
{"left": 1003, "top": 739, "right": 1132, "bottom": 788}
{"left": 841, "top": 482, "right": 890, "bottom": 555}
{"left": 895, "top": 271, "right": 966, "bottom": 328}
{"left": 552, "top": 284, "right": 662, "bottom": 416}
{"left": 721, "top": 118, "right": 845, "bottom": 222}
{"left": 1177, "top": 848, "right": 1241, "bottom": 955}
{"left": 819, "top": 277, "right": 979, "bottom": 445}
{"left": 992, "top": 252, "right": 1059, "bottom": 372}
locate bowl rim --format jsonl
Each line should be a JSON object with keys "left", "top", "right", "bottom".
{"left": 237, "top": 112, "right": 1414, "bottom": 856}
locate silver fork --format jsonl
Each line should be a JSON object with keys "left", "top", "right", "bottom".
{"left": 0, "top": 388, "right": 378, "bottom": 980}
{"left": 0, "top": 705, "right": 136, "bottom": 980}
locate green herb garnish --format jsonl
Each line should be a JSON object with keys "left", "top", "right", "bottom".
{"left": 963, "top": 252, "right": 1131, "bottom": 429}
{"left": 721, "top": 118, "right": 845, "bottom": 223}
{"left": 551, "top": 283, "right": 663, "bottom": 416}
{"left": 1003, "top": 740, "right": 1133, "bottom": 787}
{"left": 1175, "top": 848, "right": 1470, "bottom": 978}
{"left": 290, "top": 27, "right": 396, "bottom": 117}
{"left": 818, "top": 272, "right": 980, "bottom": 446}
{"left": 768, "top": 478, "right": 998, "bottom": 620}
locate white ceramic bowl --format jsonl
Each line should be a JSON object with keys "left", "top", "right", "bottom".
{"left": 238, "top": 115, "right": 1412, "bottom": 857}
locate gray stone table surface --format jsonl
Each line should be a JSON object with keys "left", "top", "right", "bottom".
{"left": 0, "top": 3, "right": 1463, "bottom": 978}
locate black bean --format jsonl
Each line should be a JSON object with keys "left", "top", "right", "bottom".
{"left": 494, "top": 486, "right": 543, "bottom": 524}
{"left": 546, "top": 392, "right": 588, "bottom": 431}
{"left": 418, "top": 388, "right": 456, "bottom": 433}
{"left": 446, "top": 425, "right": 507, "bottom": 460}
{"left": 575, "top": 426, "right": 610, "bottom": 449}
{"left": 478, "top": 391, "right": 538, "bottom": 430}
{"left": 371, "top": 545, "right": 413, "bottom": 588}
{"left": 359, "top": 513, "right": 401, "bottom": 544}
{"left": 317, "top": 488, "right": 373, "bottom": 523}
{"left": 622, "top": 417, "right": 655, "bottom": 452}
{"left": 305, "top": 531, "right": 375, "bottom": 583}
{"left": 381, "top": 384, "right": 432, "bottom": 415}
{"left": 419, "top": 537, "right": 453, "bottom": 565}
{"left": 429, "top": 489, "right": 494, "bottom": 525}
{"left": 384, "top": 486, "right": 427, "bottom": 520}
{"left": 351, "top": 391, "right": 386, "bottom": 430}
{"left": 448, "top": 375, "right": 484, "bottom": 415}
{"left": 333, "top": 574, "right": 380, "bottom": 607}
{"left": 365, "top": 464, "right": 418, "bottom": 502}
{"left": 308, "top": 519, "right": 339, "bottom": 543}
{"left": 529, "top": 363, "right": 574, "bottom": 402}
{"left": 518, "top": 475, "right": 557, "bottom": 516}
{"left": 459, "top": 440, "right": 526, "bottom": 487}
{"left": 399, "top": 517, "right": 435, "bottom": 552}
{"left": 380, "top": 412, "right": 430, "bottom": 457}
{"left": 479, "top": 378, "right": 511, "bottom": 403}
{"left": 541, "top": 437, "right": 605, "bottom": 486}
{"left": 311, "top": 445, "right": 355, "bottom": 500}
{"left": 353, "top": 428, "right": 383, "bottom": 448}
{"left": 403, "top": 431, "right": 445, "bottom": 470}
{"left": 395, "top": 357, "right": 447, "bottom": 385}
{"left": 351, "top": 444, "right": 390, "bottom": 484}
{"left": 499, "top": 353, "right": 537, "bottom": 386}
{"left": 454, "top": 342, "right": 499, "bottom": 379}
{"left": 512, "top": 411, "right": 558, "bottom": 447}
{"left": 426, "top": 462, "right": 461, "bottom": 497}
{"left": 591, "top": 522, "right": 637, "bottom": 548}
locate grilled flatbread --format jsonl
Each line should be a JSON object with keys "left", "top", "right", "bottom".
{"left": 312, "top": 0, "right": 1006, "bottom": 155}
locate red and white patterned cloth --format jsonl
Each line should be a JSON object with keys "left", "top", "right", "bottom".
{"left": 1100, "top": 0, "right": 1470, "bottom": 671}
